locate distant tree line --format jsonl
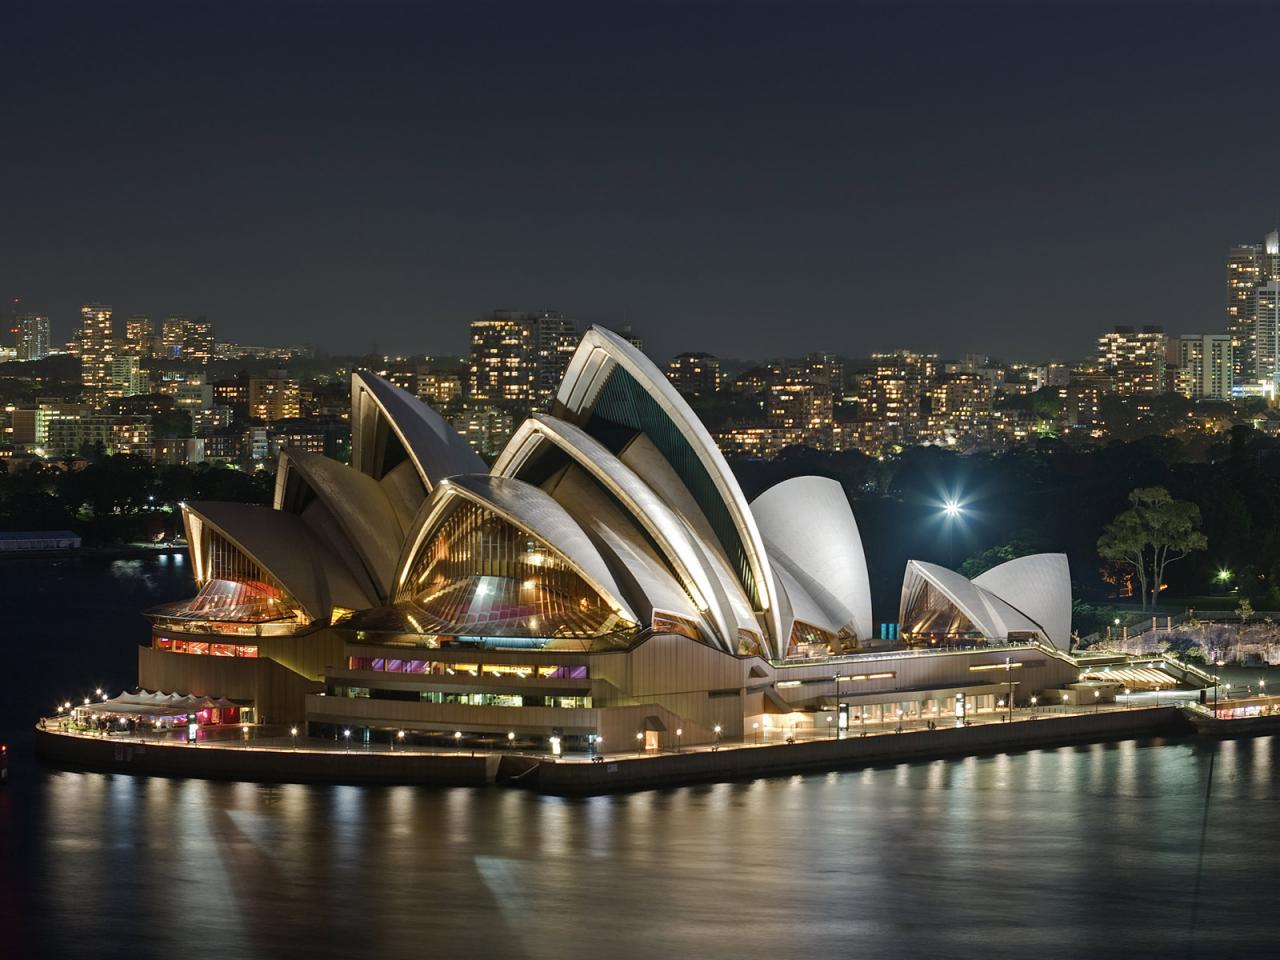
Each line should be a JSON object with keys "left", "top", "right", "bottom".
{"left": 0, "top": 456, "right": 273, "bottom": 543}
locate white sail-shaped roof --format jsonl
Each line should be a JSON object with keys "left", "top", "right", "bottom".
{"left": 395, "top": 474, "right": 637, "bottom": 624}
{"left": 181, "top": 501, "right": 374, "bottom": 622}
{"left": 899, "top": 560, "right": 1046, "bottom": 643}
{"left": 973, "top": 553, "right": 1072, "bottom": 650}
{"left": 350, "top": 371, "right": 484, "bottom": 496}
{"left": 492, "top": 413, "right": 757, "bottom": 653}
{"left": 751, "top": 476, "right": 874, "bottom": 643}
{"left": 273, "top": 448, "right": 405, "bottom": 603}
{"left": 554, "top": 325, "right": 782, "bottom": 647}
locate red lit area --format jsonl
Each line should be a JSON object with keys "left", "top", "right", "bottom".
{"left": 155, "top": 637, "right": 259, "bottom": 657}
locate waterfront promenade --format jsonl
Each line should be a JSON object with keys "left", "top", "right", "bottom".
{"left": 34, "top": 697, "right": 1197, "bottom": 794}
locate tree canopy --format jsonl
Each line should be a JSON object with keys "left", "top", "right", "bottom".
{"left": 1096, "top": 486, "right": 1207, "bottom": 610}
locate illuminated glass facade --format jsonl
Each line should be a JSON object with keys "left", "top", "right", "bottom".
{"left": 398, "top": 499, "right": 633, "bottom": 639}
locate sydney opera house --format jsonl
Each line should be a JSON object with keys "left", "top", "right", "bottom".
{"left": 139, "top": 327, "right": 1082, "bottom": 750}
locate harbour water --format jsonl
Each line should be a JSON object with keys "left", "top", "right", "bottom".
{"left": 3, "top": 557, "right": 1280, "bottom": 959}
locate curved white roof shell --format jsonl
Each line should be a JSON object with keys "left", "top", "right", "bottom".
{"left": 350, "top": 371, "right": 484, "bottom": 494}
{"left": 554, "top": 325, "right": 782, "bottom": 645}
{"left": 181, "top": 500, "right": 374, "bottom": 622}
{"left": 974, "top": 553, "right": 1072, "bottom": 650}
{"left": 492, "top": 413, "right": 755, "bottom": 652}
{"left": 541, "top": 464, "right": 713, "bottom": 641}
{"left": 899, "top": 560, "right": 1046, "bottom": 643}
{"left": 751, "top": 476, "right": 874, "bottom": 643}
{"left": 395, "top": 474, "right": 638, "bottom": 624}
{"left": 273, "top": 448, "right": 405, "bottom": 603}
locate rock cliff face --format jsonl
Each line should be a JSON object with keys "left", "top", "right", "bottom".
{"left": 1099, "top": 621, "right": 1280, "bottom": 666}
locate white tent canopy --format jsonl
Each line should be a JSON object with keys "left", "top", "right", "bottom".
{"left": 74, "top": 690, "right": 240, "bottom": 718}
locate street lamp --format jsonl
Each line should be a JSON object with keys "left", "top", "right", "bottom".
{"left": 507, "top": 731, "right": 516, "bottom": 745}
{"left": 291, "top": 726, "right": 298, "bottom": 750}
{"left": 752, "top": 721, "right": 760, "bottom": 744}
{"left": 941, "top": 499, "right": 964, "bottom": 567}
{"left": 826, "top": 715, "right": 835, "bottom": 738}
{"left": 343, "top": 728, "right": 351, "bottom": 752}
{"left": 713, "top": 723, "right": 722, "bottom": 750}
{"left": 395, "top": 729, "right": 405, "bottom": 751}
{"left": 454, "top": 731, "right": 462, "bottom": 749}
{"left": 1094, "top": 690, "right": 1100, "bottom": 713}
{"left": 1005, "top": 657, "right": 1013, "bottom": 723}
{"left": 675, "top": 728, "right": 683, "bottom": 753}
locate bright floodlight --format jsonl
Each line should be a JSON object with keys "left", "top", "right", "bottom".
{"left": 943, "top": 500, "right": 962, "bottom": 518}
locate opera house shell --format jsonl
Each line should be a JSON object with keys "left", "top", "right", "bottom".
{"left": 140, "top": 327, "right": 1081, "bottom": 748}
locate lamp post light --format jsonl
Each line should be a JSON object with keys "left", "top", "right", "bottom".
{"left": 507, "top": 731, "right": 516, "bottom": 746}
{"left": 942, "top": 499, "right": 963, "bottom": 567}
{"left": 343, "top": 728, "right": 351, "bottom": 753}
{"left": 675, "top": 728, "right": 683, "bottom": 753}
{"left": 1123, "top": 688, "right": 1131, "bottom": 710}
{"left": 1005, "top": 657, "right": 1013, "bottom": 723}
{"left": 395, "top": 729, "right": 405, "bottom": 751}
{"left": 1030, "top": 696, "right": 1038, "bottom": 717}
{"left": 713, "top": 724, "right": 722, "bottom": 750}
{"left": 752, "top": 721, "right": 760, "bottom": 744}
{"left": 454, "top": 731, "right": 462, "bottom": 750}
{"left": 242, "top": 724, "right": 250, "bottom": 748}
{"left": 1094, "top": 690, "right": 1100, "bottom": 714}
{"left": 827, "top": 715, "right": 835, "bottom": 738}
{"left": 635, "top": 731, "right": 644, "bottom": 754}
{"left": 291, "top": 726, "right": 298, "bottom": 751}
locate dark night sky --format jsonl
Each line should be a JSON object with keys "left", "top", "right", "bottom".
{"left": 4, "top": 0, "right": 1279, "bottom": 361}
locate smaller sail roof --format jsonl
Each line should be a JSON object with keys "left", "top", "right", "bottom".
{"left": 182, "top": 501, "right": 374, "bottom": 621}
{"left": 350, "top": 371, "right": 484, "bottom": 491}
{"left": 973, "top": 553, "right": 1072, "bottom": 650}
{"left": 899, "top": 560, "right": 1047, "bottom": 642}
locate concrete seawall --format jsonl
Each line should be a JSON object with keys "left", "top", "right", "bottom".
{"left": 35, "top": 707, "right": 1190, "bottom": 793}
{"left": 533, "top": 706, "right": 1190, "bottom": 795}
{"left": 35, "top": 729, "right": 497, "bottom": 787}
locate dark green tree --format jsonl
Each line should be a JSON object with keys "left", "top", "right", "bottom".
{"left": 1097, "top": 486, "right": 1207, "bottom": 610}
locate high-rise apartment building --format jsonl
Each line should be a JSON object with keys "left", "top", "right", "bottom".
{"left": 1251, "top": 281, "right": 1280, "bottom": 387}
{"left": 13, "top": 314, "right": 50, "bottom": 360}
{"left": 469, "top": 311, "right": 537, "bottom": 403}
{"left": 160, "top": 316, "right": 215, "bottom": 362}
{"left": 106, "top": 356, "right": 146, "bottom": 399}
{"left": 248, "top": 371, "right": 302, "bottom": 421}
{"left": 665, "top": 352, "right": 723, "bottom": 398}
{"left": 1226, "top": 230, "right": 1280, "bottom": 385}
{"left": 927, "top": 372, "right": 994, "bottom": 445}
{"left": 856, "top": 351, "right": 938, "bottom": 447}
{"left": 530, "top": 311, "right": 578, "bottom": 404}
{"left": 1096, "top": 326, "right": 1166, "bottom": 396}
{"left": 767, "top": 369, "right": 833, "bottom": 449}
{"left": 183, "top": 318, "right": 215, "bottom": 364}
{"left": 79, "top": 303, "right": 114, "bottom": 397}
{"left": 161, "top": 318, "right": 186, "bottom": 358}
{"left": 124, "top": 317, "right": 157, "bottom": 357}
{"left": 416, "top": 370, "right": 464, "bottom": 407}
{"left": 468, "top": 310, "right": 580, "bottom": 407}
{"left": 1177, "top": 334, "right": 1234, "bottom": 400}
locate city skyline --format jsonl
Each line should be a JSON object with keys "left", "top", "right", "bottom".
{"left": 7, "top": 1, "right": 1280, "bottom": 360}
